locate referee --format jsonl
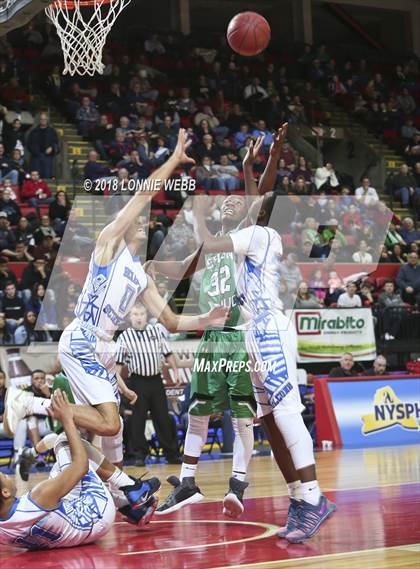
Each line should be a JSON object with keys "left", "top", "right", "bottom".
{"left": 116, "top": 303, "right": 181, "bottom": 467}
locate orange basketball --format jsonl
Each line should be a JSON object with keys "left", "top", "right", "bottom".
{"left": 227, "top": 12, "right": 271, "bottom": 57}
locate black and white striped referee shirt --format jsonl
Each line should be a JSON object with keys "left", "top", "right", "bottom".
{"left": 116, "top": 324, "right": 172, "bottom": 377}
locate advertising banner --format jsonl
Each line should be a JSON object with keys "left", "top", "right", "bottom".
{"left": 328, "top": 377, "right": 420, "bottom": 447}
{"left": 288, "top": 308, "right": 376, "bottom": 363}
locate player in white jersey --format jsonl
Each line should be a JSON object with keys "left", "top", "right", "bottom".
{"left": 0, "top": 391, "right": 157, "bottom": 551}
{"left": 193, "top": 190, "right": 336, "bottom": 543}
{"left": 4, "top": 130, "right": 228, "bottom": 461}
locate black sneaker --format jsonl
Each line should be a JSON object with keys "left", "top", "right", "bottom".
{"left": 223, "top": 477, "right": 249, "bottom": 518}
{"left": 155, "top": 476, "right": 204, "bottom": 515}
{"left": 18, "top": 447, "right": 36, "bottom": 481}
{"left": 121, "top": 475, "right": 161, "bottom": 510}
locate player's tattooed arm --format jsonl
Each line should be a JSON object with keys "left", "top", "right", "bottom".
{"left": 96, "top": 129, "right": 195, "bottom": 255}
{"left": 193, "top": 197, "right": 234, "bottom": 253}
{"left": 141, "top": 277, "right": 228, "bottom": 331}
{"left": 30, "top": 390, "right": 89, "bottom": 510}
{"left": 258, "top": 123, "right": 288, "bottom": 195}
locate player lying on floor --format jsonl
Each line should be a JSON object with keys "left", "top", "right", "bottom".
{"left": 0, "top": 390, "right": 160, "bottom": 550}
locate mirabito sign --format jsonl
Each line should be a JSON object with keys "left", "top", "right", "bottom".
{"left": 289, "top": 308, "right": 376, "bottom": 363}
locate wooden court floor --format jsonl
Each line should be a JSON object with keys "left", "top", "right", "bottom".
{"left": 2, "top": 445, "right": 419, "bottom": 569}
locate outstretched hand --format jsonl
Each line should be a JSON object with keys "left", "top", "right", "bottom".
{"left": 48, "top": 389, "right": 73, "bottom": 424}
{"left": 173, "top": 128, "right": 196, "bottom": 166}
{"left": 243, "top": 135, "right": 264, "bottom": 167}
{"left": 205, "top": 306, "right": 229, "bottom": 328}
{"left": 269, "top": 122, "right": 288, "bottom": 158}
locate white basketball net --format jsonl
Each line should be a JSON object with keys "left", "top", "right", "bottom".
{"left": 45, "top": 0, "right": 132, "bottom": 76}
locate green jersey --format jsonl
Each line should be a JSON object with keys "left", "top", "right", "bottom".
{"left": 199, "top": 237, "right": 241, "bottom": 327}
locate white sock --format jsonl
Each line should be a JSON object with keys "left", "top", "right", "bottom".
{"left": 231, "top": 418, "right": 254, "bottom": 483}
{"left": 180, "top": 462, "right": 197, "bottom": 480}
{"left": 109, "top": 486, "right": 130, "bottom": 509}
{"left": 37, "top": 433, "right": 59, "bottom": 454}
{"left": 301, "top": 480, "right": 321, "bottom": 505}
{"left": 107, "top": 469, "right": 134, "bottom": 489}
{"left": 287, "top": 480, "right": 303, "bottom": 501}
{"left": 29, "top": 397, "right": 51, "bottom": 416}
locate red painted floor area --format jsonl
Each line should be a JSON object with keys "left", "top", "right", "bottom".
{"left": 3, "top": 484, "right": 419, "bottom": 569}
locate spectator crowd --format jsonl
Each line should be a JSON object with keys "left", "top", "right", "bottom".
{"left": 0, "top": 24, "right": 418, "bottom": 348}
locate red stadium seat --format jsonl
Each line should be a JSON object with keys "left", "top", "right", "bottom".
{"left": 8, "top": 262, "right": 28, "bottom": 281}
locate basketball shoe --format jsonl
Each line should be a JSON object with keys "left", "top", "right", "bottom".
{"left": 222, "top": 477, "right": 249, "bottom": 518}
{"left": 276, "top": 499, "right": 301, "bottom": 538}
{"left": 17, "top": 447, "right": 37, "bottom": 482}
{"left": 285, "top": 496, "right": 336, "bottom": 543}
{"left": 155, "top": 475, "right": 204, "bottom": 515}
{"left": 121, "top": 475, "right": 161, "bottom": 510}
{"left": 119, "top": 495, "right": 159, "bottom": 527}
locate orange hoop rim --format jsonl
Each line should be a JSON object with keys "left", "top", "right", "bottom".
{"left": 49, "top": 0, "right": 115, "bottom": 9}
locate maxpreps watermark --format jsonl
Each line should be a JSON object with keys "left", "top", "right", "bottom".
{"left": 193, "top": 358, "right": 277, "bottom": 374}
{"left": 84, "top": 177, "right": 196, "bottom": 193}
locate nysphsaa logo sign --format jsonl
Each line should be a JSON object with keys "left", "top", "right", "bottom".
{"left": 362, "top": 386, "right": 420, "bottom": 435}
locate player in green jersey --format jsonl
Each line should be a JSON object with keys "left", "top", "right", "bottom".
{"left": 146, "top": 129, "right": 288, "bottom": 518}
{"left": 148, "top": 195, "right": 255, "bottom": 518}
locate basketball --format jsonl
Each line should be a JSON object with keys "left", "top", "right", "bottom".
{"left": 227, "top": 12, "right": 271, "bottom": 56}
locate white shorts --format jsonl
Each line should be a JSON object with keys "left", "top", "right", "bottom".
{"left": 59, "top": 322, "right": 119, "bottom": 407}
{"left": 245, "top": 312, "right": 304, "bottom": 418}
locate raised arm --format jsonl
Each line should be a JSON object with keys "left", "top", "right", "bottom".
{"left": 242, "top": 135, "right": 264, "bottom": 197}
{"left": 258, "top": 123, "right": 288, "bottom": 195}
{"left": 96, "top": 129, "right": 195, "bottom": 250}
{"left": 144, "top": 247, "right": 204, "bottom": 280}
{"left": 140, "top": 277, "right": 229, "bottom": 332}
{"left": 30, "top": 390, "right": 88, "bottom": 510}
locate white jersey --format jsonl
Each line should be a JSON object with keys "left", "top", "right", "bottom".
{"left": 230, "top": 225, "right": 284, "bottom": 321}
{"left": 231, "top": 225, "right": 302, "bottom": 417}
{"left": 0, "top": 471, "right": 114, "bottom": 550}
{"left": 75, "top": 243, "right": 148, "bottom": 337}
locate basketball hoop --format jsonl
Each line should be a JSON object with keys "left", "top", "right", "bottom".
{"left": 45, "top": 0, "right": 132, "bottom": 76}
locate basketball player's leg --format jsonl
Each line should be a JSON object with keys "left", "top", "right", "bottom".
{"left": 4, "top": 386, "right": 121, "bottom": 438}
{"left": 248, "top": 318, "right": 336, "bottom": 542}
{"left": 57, "top": 328, "right": 122, "bottom": 436}
{"left": 223, "top": 332, "right": 256, "bottom": 518}
{"left": 156, "top": 333, "right": 221, "bottom": 515}
{"left": 33, "top": 432, "right": 160, "bottom": 527}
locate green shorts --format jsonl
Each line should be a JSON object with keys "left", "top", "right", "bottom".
{"left": 189, "top": 329, "right": 256, "bottom": 418}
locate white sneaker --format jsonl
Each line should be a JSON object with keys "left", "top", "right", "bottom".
{"left": 4, "top": 387, "right": 34, "bottom": 437}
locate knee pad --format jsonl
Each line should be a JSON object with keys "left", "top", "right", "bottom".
{"left": 101, "top": 418, "right": 123, "bottom": 464}
{"left": 184, "top": 414, "right": 210, "bottom": 458}
{"left": 231, "top": 417, "right": 254, "bottom": 436}
{"left": 272, "top": 409, "right": 314, "bottom": 471}
{"left": 187, "top": 414, "right": 210, "bottom": 437}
